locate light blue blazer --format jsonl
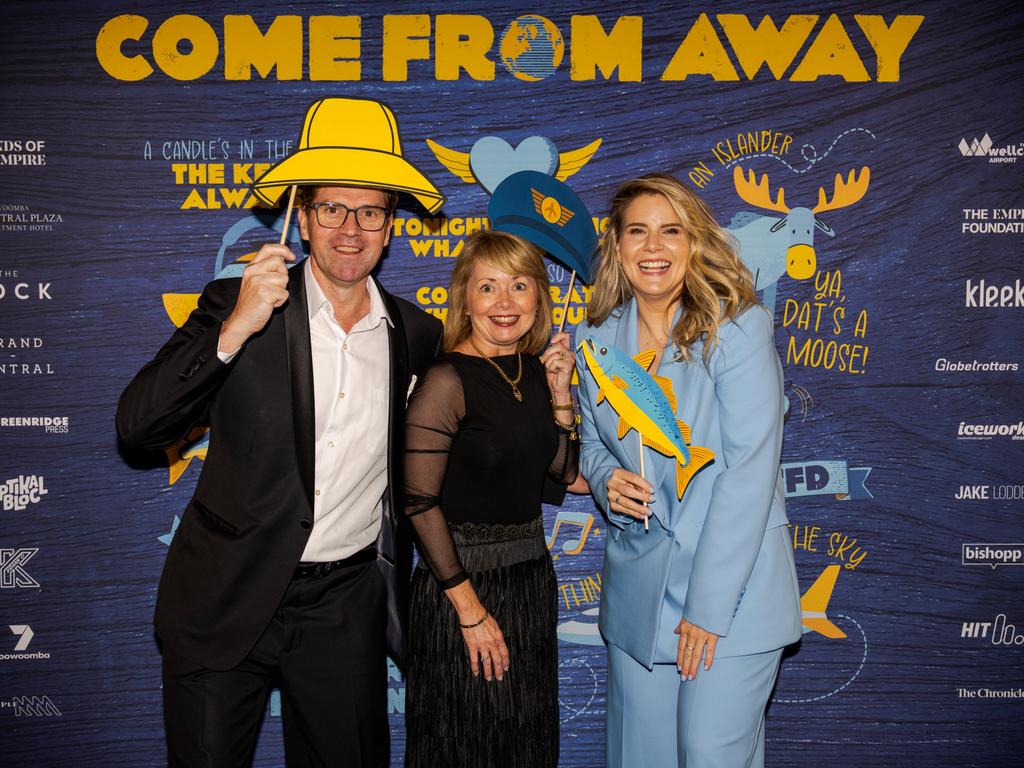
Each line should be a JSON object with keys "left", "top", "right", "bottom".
{"left": 576, "top": 300, "right": 801, "bottom": 668}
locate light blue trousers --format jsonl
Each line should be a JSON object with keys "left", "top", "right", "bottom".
{"left": 607, "top": 644, "right": 783, "bottom": 768}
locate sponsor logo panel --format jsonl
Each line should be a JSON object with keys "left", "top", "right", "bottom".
{"left": 0, "top": 475, "right": 47, "bottom": 511}
{"left": 962, "top": 543, "right": 1024, "bottom": 568}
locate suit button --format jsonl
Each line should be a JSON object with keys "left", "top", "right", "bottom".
{"left": 300, "top": 519, "right": 312, "bottom": 529}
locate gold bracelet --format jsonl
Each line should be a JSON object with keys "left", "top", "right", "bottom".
{"left": 459, "top": 610, "right": 488, "bottom": 629}
{"left": 551, "top": 399, "right": 575, "bottom": 411}
{"left": 553, "top": 413, "right": 580, "bottom": 441}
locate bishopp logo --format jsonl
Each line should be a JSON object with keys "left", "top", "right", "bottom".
{"left": 959, "top": 133, "right": 1024, "bottom": 163}
{"left": 962, "top": 544, "right": 1023, "bottom": 569}
{"left": 0, "top": 695, "right": 61, "bottom": 717}
{"left": 0, "top": 548, "right": 39, "bottom": 589}
{"left": 0, "top": 475, "right": 47, "bottom": 511}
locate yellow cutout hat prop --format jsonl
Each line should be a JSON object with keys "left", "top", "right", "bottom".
{"left": 252, "top": 97, "right": 446, "bottom": 214}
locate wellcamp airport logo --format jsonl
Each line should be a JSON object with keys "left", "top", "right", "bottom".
{"left": 959, "top": 133, "right": 1024, "bottom": 163}
{"left": 1, "top": 625, "right": 49, "bottom": 660}
{"left": 962, "top": 543, "right": 1023, "bottom": 569}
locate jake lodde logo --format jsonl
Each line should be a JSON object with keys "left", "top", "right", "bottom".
{"left": 962, "top": 544, "right": 1023, "bottom": 569}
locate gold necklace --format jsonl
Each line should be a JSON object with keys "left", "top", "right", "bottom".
{"left": 469, "top": 337, "right": 523, "bottom": 401}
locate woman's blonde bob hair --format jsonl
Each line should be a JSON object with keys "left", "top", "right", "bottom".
{"left": 587, "top": 173, "right": 757, "bottom": 364}
{"left": 444, "top": 229, "right": 553, "bottom": 355}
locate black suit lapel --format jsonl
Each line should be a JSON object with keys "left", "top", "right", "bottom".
{"left": 284, "top": 263, "right": 316, "bottom": 510}
{"left": 380, "top": 282, "right": 409, "bottom": 563}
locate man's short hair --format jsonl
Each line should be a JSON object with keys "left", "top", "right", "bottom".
{"left": 297, "top": 185, "right": 398, "bottom": 212}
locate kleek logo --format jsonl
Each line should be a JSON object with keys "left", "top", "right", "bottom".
{"left": 965, "top": 278, "right": 1024, "bottom": 307}
{"left": 959, "top": 133, "right": 1024, "bottom": 163}
{"left": 0, "top": 548, "right": 40, "bottom": 589}
{"left": 957, "top": 421, "right": 1024, "bottom": 441}
{"left": 955, "top": 484, "right": 1024, "bottom": 500}
{"left": 1, "top": 625, "right": 49, "bottom": 660}
{"left": 962, "top": 544, "right": 1023, "bottom": 569}
{"left": 0, "top": 476, "right": 47, "bottom": 511}
{"left": 935, "top": 358, "right": 1019, "bottom": 373}
{"left": 961, "top": 615, "right": 1024, "bottom": 645}
{"left": 0, "top": 695, "right": 61, "bottom": 717}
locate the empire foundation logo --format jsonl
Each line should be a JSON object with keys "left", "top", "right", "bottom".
{"left": 0, "top": 475, "right": 47, "bottom": 511}
{"left": 0, "top": 140, "right": 46, "bottom": 167}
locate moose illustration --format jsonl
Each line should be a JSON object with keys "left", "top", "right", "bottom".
{"left": 726, "top": 165, "right": 871, "bottom": 315}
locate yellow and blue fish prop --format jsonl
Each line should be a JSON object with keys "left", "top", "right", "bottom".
{"left": 579, "top": 338, "right": 715, "bottom": 500}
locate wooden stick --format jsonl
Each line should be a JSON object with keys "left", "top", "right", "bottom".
{"left": 639, "top": 436, "right": 649, "bottom": 532}
{"left": 278, "top": 184, "right": 298, "bottom": 245}
{"left": 557, "top": 269, "right": 577, "bottom": 333}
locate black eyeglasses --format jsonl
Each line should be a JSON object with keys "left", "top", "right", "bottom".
{"left": 307, "top": 202, "right": 391, "bottom": 231}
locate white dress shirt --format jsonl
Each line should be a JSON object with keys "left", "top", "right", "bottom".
{"left": 216, "top": 260, "right": 393, "bottom": 561}
{"left": 302, "top": 260, "right": 392, "bottom": 561}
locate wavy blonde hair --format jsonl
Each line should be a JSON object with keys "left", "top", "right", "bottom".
{"left": 444, "top": 230, "right": 552, "bottom": 355}
{"left": 588, "top": 173, "right": 757, "bottom": 364}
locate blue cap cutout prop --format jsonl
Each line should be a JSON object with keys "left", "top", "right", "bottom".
{"left": 488, "top": 170, "right": 597, "bottom": 283}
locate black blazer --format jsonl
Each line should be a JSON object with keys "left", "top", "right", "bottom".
{"left": 116, "top": 261, "right": 441, "bottom": 671}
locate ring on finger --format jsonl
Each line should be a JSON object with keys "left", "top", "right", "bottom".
{"left": 686, "top": 645, "right": 695, "bottom": 651}
{"left": 613, "top": 493, "right": 621, "bottom": 504}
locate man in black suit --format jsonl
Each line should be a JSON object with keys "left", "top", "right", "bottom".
{"left": 116, "top": 98, "right": 445, "bottom": 767}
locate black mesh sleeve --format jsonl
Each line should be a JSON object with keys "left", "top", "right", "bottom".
{"left": 403, "top": 361, "right": 468, "bottom": 590}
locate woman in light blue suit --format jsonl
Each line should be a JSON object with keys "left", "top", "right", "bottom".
{"left": 575, "top": 174, "right": 801, "bottom": 767}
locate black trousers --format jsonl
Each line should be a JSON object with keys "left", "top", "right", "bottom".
{"left": 162, "top": 557, "right": 389, "bottom": 768}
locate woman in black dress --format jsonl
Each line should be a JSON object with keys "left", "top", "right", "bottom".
{"left": 404, "top": 230, "right": 578, "bottom": 767}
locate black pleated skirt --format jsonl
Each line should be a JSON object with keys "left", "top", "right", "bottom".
{"left": 405, "top": 518, "right": 559, "bottom": 768}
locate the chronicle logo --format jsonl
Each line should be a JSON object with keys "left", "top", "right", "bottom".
{"left": 961, "top": 614, "right": 1024, "bottom": 645}
{"left": 0, "top": 548, "right": 39, "bottom": 589}
{"left": 964, "top": 278, "right": 1023, "bottom": 308}
{"left": 0, "top": 475, "right": 47, "bottom": 511}
{"left": 962, "top": 543, "right": 1023, "bottom": 568}
{"left": 0, "top": 695, "right": 61, "bottom": 717}
{"left": 935, "top": 358, "right": 1019, "bottom": 373}
{"left": 0, "top": 625, "right": 49, "bottom": 660}
{"left": 957, "top": 421, "right": 1024, "bottom": 441}
{"left": 959, "top": 133, "right": 1024, "bottom": 163}
{"left": 955, "top": 484, "right": 1024, "bottom": 500}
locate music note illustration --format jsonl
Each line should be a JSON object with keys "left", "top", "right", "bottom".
{"left": 546, "top": 510, "right": 595, "bottom": 556}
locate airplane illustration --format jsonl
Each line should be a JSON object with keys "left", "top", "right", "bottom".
{"left": 800, "top": 564, "right": 846, "bottom": 638}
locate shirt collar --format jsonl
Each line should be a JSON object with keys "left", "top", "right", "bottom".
{"left": 304, "top": 258, "right": 393, "bottom": 328}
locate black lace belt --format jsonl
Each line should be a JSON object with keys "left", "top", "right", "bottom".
{"left": 418, "top": 517, "right": 548, "bottom": 573}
